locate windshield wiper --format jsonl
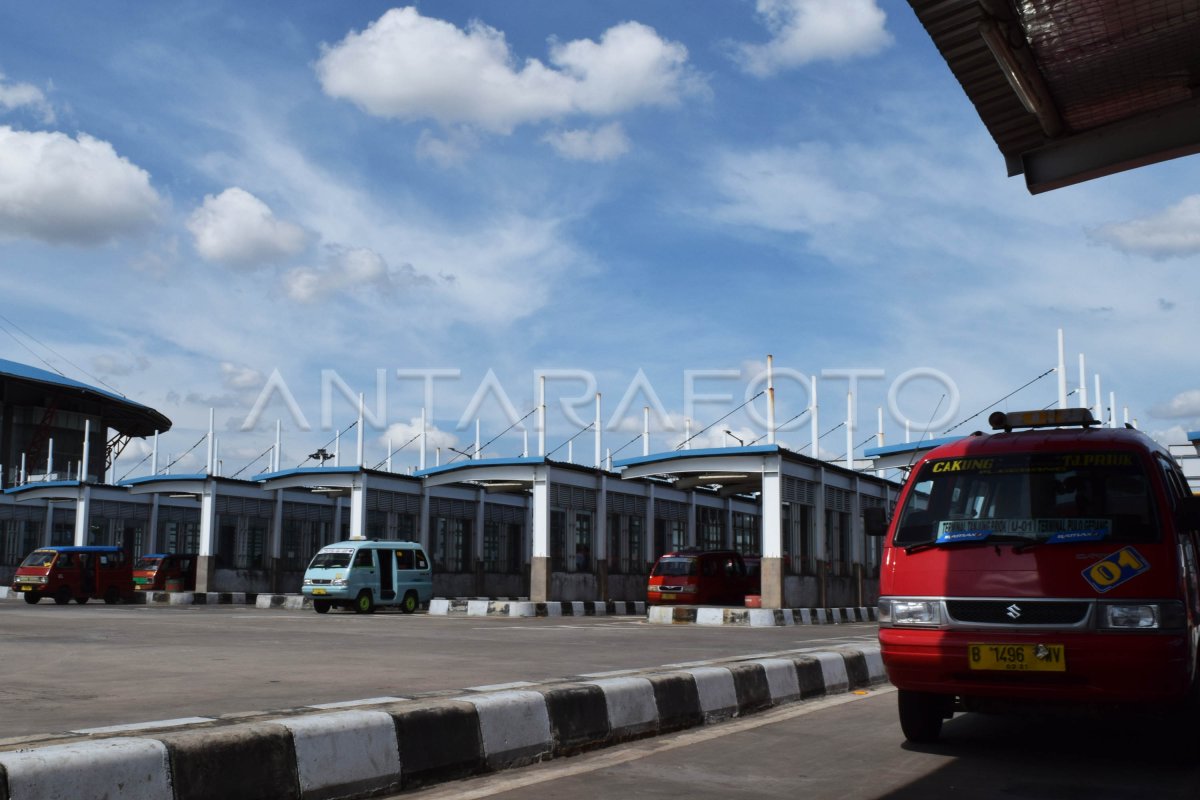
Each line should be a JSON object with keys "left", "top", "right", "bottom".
{"left": 903, "top": 538, "right": 993, "bottom": 555}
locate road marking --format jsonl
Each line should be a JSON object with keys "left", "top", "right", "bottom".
{"left": 405, "top": 687, "right": 896, "bottom": 799}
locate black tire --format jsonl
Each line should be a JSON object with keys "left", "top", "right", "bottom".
{"left": 313, "top": 600, "right": 332, "bottom": 614}
{"left": 23, "top": 592, "right": 40, "bottom": 604}
{"left": 897, "top": 690, "right": 948, "bottom": 743}
{"left": 54, "top": 587, "right": 72, "bottom": 605}
{"left": 400, "top": 592, "right": 418, "bottom": 614}
{"left": 354, "top": 590, "right": 375, "bottom": 614}
{"left": 103, "top": 587, "right": 121, "bottom": 605}
{"left": 75, "top": 596, "right": 88, "bottom": 604}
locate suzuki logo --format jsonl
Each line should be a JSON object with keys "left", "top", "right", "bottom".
{"left": 1006, "top": 603, "right": 1022, "bottom": 620}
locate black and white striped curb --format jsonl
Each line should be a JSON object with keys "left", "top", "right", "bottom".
{"left": 0, "top": 645, "right": 885, "bottom": 800}
{"left": 648, "top": 606, "right": 878, "bottom": 626}
{"left": 430, "top": 598, "right": 646, "bottom": 617}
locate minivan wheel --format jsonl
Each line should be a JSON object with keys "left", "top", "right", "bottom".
{"left": 74, "top": 596, "right": 88, "bottom": 604}
{"left": 354, "top": 590, "right": 375, "bottom": 614}
{"left": 400, "top": 592, "right": 418, "bottom": 614}
{"left": 23, "top": 592, "right": 40, "bottom": 604}
{"left": 312, "top": 600, "right": 331, "bottom": 614}
{"left": 54, "top": 587, "right": 72, "bottom": 605}
{"left": 897, "top": 690, "right": 949, "bottom": 743}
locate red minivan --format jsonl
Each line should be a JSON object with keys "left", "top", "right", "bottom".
{"left": 12, "top": 546, "right": 135, "bottom": 605}
{"left": 132, "top": 553, "right": 198, "bottom": 592}
{"left": 871, "top": 408, "right": 1200, "bottom": 742}
{"left": 647, "top": 549, "right": 759, "bottom": 605}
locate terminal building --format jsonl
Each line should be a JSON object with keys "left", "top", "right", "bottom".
{"left": 0, "top": 358, "right": 901, "bottom": 608}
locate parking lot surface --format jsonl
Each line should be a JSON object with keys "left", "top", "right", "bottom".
{"left": 0, "top": 602, "right": 878, "bottom": 740}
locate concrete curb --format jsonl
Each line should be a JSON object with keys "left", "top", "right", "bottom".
{"left": 647, "top": 605, "right": 878, "bottom": 626}
{"left": 429, "top": 598, "right": 646, "bottom": 617}
{"left": 135, "top": 591, "right": 255, "bottom": 606}
{"left": 0, "top": 645, "right": 886, "bottom": 800}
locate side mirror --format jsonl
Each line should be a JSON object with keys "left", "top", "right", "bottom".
{"left": 1177, "top": 495, "right": 1200, "bottom": 532}
{"left": 864, "top": 506, "right": 890, "bottom": 538}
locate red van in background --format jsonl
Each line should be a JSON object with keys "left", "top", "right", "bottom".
{"left": 12, "top": 546, "right": 134, "bottom": 605}
{"left": 647, "top": 549, "right": 759, "bottom": 605}
{"left": 871, "top": 408, "right": 1200, "bottom": 742}
{"left": 133, "top": 553, "right": 198, "bottom": 592}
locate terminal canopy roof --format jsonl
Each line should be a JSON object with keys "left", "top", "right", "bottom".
{"left": 0, "top": 357, "right": 171, "bottom": 438}
{"left": 910, "top": 0, "right": 1200, "bottom": 193}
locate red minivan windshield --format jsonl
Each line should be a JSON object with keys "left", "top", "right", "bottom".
{"left": 894, "top": 451, "right": 1157, "bottom": 550}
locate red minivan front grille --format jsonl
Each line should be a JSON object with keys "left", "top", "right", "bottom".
{"left": 946, "top": 600, "right": 1089, "bottom": 626}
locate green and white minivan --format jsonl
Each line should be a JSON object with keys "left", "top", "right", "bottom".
{"left": 301, "top": 540, "right": 433, "bottom": 614}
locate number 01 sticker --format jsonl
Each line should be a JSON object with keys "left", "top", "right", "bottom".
{"left": 1082, "top": 546, "right": 1149, "bottom": 593}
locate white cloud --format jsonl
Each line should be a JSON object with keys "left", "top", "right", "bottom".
{"left": 543, "top": 123, "right": 630, "bottom": 162}
{"left": 283, "top": 245, "right": 434, "bottom": 303}
{"left": 731, "top": 0, "right": 892, "bottom": 77}
{"left": 415, "top": 127, "right": 479, "bottom": 168}
{"left": 381, "top": 418, "right": 457, "bottom": 454}
{"left": 0, "top": 126, "right": 161, "bottom": 245}
{"left": 0, "top": 73, "right": 54, "bottom": 123}
{"left": 315, "top": 8, "right": 702, "bottom": 134}
{"left": 186, "top": 187, "right": 307, "bottom": 268}
{"left": 1151, "top": 389, "right": 1200, "bottom": 420}
{"left": 1089, "top": 195, "right": 1200, "bottom": 259}
{"left": 220, "top": 362, "right": 264, "bottom": 390}
{"left": 707, "top": 144, "right": 879, "bottom": 233}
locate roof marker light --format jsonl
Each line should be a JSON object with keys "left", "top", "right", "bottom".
{"left": 989, "top": 408, "right": 1098, "bottom": 431}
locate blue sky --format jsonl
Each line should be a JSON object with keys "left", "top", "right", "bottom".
{"left": 2, "top": 1, "right": 1198, "bottom": 478}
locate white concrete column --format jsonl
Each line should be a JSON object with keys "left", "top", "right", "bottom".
{"left": 530, "top": 467, "right": 551, "bottom": 602}
{"left": 73, "top": 484, "right": 92, "bottom": 546}
{"left": 761, "top": 454, "right": 784, "bottom": 608}
{"left": 349, "top": 473, "right": 368, "bottom": 539}
{"left": 196, "top": 478, "right": 218, "bottom": 592}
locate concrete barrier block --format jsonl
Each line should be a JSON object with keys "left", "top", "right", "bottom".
{"left": 646, "top": 606, "right": 678, "bottom": 625}
{"left": 812, "top": 651, "right": 850, "bottom": 694}
{"left": 838, "top": 647, "right": 881, "bottom": 688}
{"left": 569, "top": 601, "right": 586, "bottom": 616}
{"left": 684, "top": 666, "right": 738, "bottom": 720}
{"left": 793, "top": 656, "right": 827, "bottom": 698}
{"left": 159, "top": 721, "right": 297, "bottom": 800}
{"left": 587, "top": 676, "right": 657, "bottom": 741}
{"left": 861, "top": 645, "right": 886, "bottom": 681}
{"left": 647, "top": 672, "right": 703, "bottom": 733}
{"left": 590, "top": 602, "right": 606, "bottom": 616}
{"left": 466, "top": 691, "right": 552, "bottom": 769}
{"left": 428, "top": 598, "right": 450, "bottom": 615}
{"left": 279, "top": 710, "right": 401, "bottom": 800}
{"left": 747, "top": 608, "right": 780, "bottom": 626}
{"left": 543, "top": 603, "right": 563, "bottom": 617}
{"left": 467, "top": 600, "right": 489, "bottom": 616}
{"left": 751, "top": 658, "right": 802, "bottom": 702}
{"left": 390, "top": 700, "right": 483, "bottom": 789}
{"left": 727, "top": 663, "right": 772, "bottom": 714}
{"left": 506, "top": 602, "right": 536, "bottom": 617}
{"left": 695, "top": 607, "right": 725, "bottom": 626}
{"left": 168, "top": 592, "right": 196, "bottom": 606}
{"left": 542, "top": 684, "right": 610, "bottom": 755}
{"left": 0, "top": 737, "right": 172, "bottom": 800}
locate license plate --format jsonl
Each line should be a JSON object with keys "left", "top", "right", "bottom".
{"left": 659, "top": 592, "right": 676, "bottom": 600}
{"left": 312, "top": 588, "right": 327, "bottom": 596}
{"left": 968, "top": 643, "right": 1065, "bottom": 671}
{"left": 19, "top": 585, "right": 31, "bottom": 592}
